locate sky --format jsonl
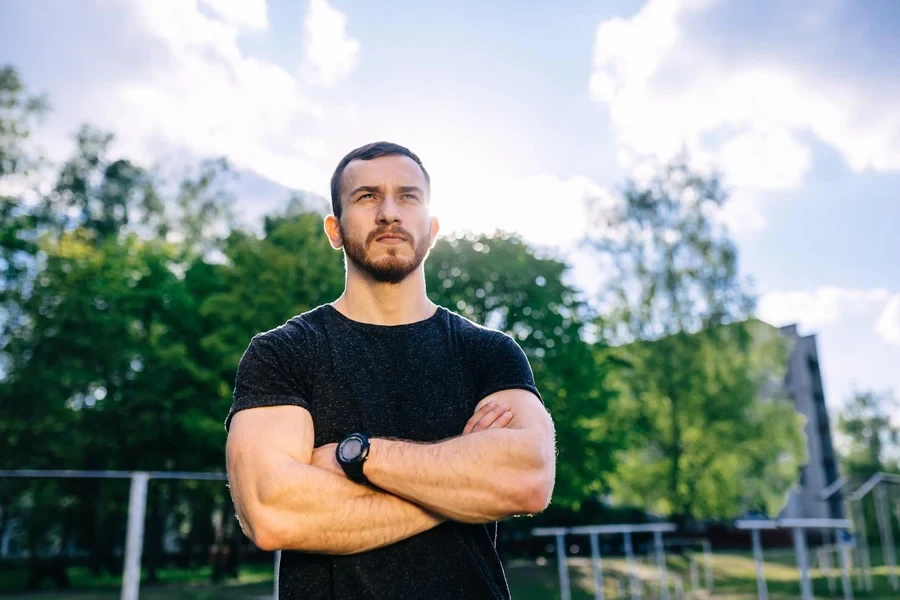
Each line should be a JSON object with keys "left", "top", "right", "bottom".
{"left": 2, "top": 0, "right": 899, "bottom": 418}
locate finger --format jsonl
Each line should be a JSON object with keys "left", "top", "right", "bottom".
{"left": 488, "top": 411, "right": 514, "bottom": 429}
{"left": 463, "top": 402, "right": 495, "bottom": 434}
{"left": 470, "top": 404, "right": 510, "bottom": 432}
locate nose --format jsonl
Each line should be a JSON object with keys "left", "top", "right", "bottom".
{"left": 376, "top": 194, "right": 402, "bottom": 224}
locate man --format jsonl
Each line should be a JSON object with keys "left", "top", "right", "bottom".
{"left": 225, "top": 141, "right": 556, "bottom": 599}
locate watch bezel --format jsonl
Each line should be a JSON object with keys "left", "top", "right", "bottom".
{"left": 338, "top": 433, "right": 370, "bottom": 464}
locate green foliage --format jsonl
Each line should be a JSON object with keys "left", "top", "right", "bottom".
{"left": 425, "top": 234, "right": 624, "bottom": 508}
{"left": 586, "top": 158, "right": 807, "bottom": 521}
{"left": 837, "top": 389, "right": 900, "bottom": 475}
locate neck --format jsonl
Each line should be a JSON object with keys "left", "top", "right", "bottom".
{"left": 332, "top": 263, "right": 436, "bottom": 326}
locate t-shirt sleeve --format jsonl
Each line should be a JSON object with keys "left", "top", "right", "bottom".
{"left": 474, "top": 332, "right": 543, "bottom": 404}
{"left": 225, "top": 331, "right": 310, "bottom": 432}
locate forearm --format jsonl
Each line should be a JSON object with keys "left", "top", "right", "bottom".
{"left": 253, "top": 456, "right": 443, "bottom": 554}
{"left": 365, "top": 428, "right": 553, "bottom": 523}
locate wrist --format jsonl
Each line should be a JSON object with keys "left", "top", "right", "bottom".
{"left": 364, "top": 437, "right": 395, "bottom": 485}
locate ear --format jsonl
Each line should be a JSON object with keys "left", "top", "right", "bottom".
{"left": 429, "top": 216, "right": 440, "bottom": 248}
{"left": 324, "top": 215, "right": 343, "bottom": 249}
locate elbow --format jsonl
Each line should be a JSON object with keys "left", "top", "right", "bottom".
{"left": 513, "top": 470, "right": 555, "bottom": 515}
{"left": 239, "top": 501, "right": 291, "bottom": 552}
{"left": 241, "top": 506, "right": 281, "bottom": 551}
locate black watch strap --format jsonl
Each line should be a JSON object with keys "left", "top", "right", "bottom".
{"left": 337, "top": 433, "right": 370, "bottom": 484}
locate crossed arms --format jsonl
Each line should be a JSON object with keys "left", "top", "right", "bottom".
{"left": 225, "top": 390, "right": 556, "bottom": 554}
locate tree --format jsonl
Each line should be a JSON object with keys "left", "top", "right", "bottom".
{"left": 838, "top": 389, "right": 900, "bottom": 476}
{"left": 586, "top": 157, "right": 807, "bottom": 522}
{"left": 425, "top": 233, "right": 624, "bottom": 509}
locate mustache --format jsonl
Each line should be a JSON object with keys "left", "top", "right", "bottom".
{"left": 366, "top": 226, "right": 413, "bottom": 245}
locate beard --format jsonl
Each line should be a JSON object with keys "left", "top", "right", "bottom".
{"left": 340, "top": 223, "right": 431, "bottom": 284}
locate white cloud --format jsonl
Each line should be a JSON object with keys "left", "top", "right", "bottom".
{"left": 198, "top": 0, "right": 268, "bottom": 30}
{"left": 73, "top": 0, "right": 338, "bottom": 194}
{"left": 876, "top": 294, "right": 900, "bottom": 347}
{"left": 302, "top": 0, "right": 360, "bottom": 86}
{"left": 590, "top": 0, "right": 900, "bottom": 224}
{"left": 434, "top": 172, "right": 611, "bottom": 248}
{"left": 758, "top": 287, "right": 891, "bottom": 329}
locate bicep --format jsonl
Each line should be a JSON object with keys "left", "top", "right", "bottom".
{"left": 226, "top": 405, "right": 315, "bottom": 520}
{"left": 477, "top": 389, "right": 554, "bottom": 452}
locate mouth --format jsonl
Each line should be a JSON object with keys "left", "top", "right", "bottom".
{"left": 375, "top": 234, "right": 407, "bottom": 243}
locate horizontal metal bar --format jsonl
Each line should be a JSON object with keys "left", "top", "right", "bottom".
{"left": 0, "top": 470, "right": 227, "bottom": 481}
{"left": 532, "top": 527, "right": 569, "bottom": 536}
{"left": 534, "top": 523, "right": 677, "bottom": 537}
{"left": 735, "top": 520, "right": 778, "bottom": 530}
{"left": 778, "top": 519, "right": 851, "bottom": 530}
{"left": 569, "top": 523, "right": 677, "bottom": 535}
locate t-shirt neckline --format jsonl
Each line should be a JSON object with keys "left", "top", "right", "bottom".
{"left": 323, "top": 304, "right": 445, "bottom": 332}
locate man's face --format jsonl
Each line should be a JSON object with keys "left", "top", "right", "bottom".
{"left": 331, "top": 155, "right": 438, "bottom": 284}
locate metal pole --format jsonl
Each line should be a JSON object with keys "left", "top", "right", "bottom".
{"left": 818, "top": 547, "right": 835, "bottom": 596}
{"left": 702, "top": 540, "right": 713, "bottom": 592}
{"left": 653, "top": 530, "right": 670, "bottom": 600}
{"left": 751, "top": 528, "right": 769, "bottom": 600}
{"left": 624, "top": 532, "right": 641, "bottom": 600}
{"left": 556, "top": 532, "right": 572, "bottom": 600}
{"left": 274, "top": 550, "right": 281, "bottom": 599}
{"left": 590, "top": 533, "right": 605, "bottom": 600}
{"left": 875, "top": 486, "right": 898, "bottom": 590}
{"left": 121, "top": 472, "right": 149, "bottom": 600}
{"left": 792, "top": 527, "right": 814, "bottom": 600}
{"left": 689, "top": 556, "right": 700, "bottom": 599}
{"left": 838, "top": 533, "right": 854, "bottom": 600}
{"left": 852, "top": 500, "right": 873, "bottom": 591}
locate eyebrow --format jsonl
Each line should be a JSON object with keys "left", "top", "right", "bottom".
{"left": 348, "top": 185, "right": 382, "bottom": 198}
{"left": 397, "top": 186, "right": 425, "bottom": 195}
{"left": 348, "top": 185, "right": 426, "bottom": 198}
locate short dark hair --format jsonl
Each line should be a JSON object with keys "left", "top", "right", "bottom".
{"left": 330, "top": 141, "right": 430, "bottom": 219}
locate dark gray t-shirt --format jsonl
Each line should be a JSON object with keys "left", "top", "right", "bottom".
{"left": 226, "top": 304, "right": 542, "bottom": 600}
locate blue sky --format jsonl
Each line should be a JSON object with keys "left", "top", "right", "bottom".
{"left": 2, "top": 0, "right": 898, "bottom": 418}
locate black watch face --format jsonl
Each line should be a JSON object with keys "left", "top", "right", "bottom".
{"left": 340, "top": 438, "right": 363, "bottom": 462}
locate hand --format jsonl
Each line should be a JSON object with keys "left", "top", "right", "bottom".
{"left": 462, "top": 399, "right": 513, "bottom": 435}
{"left": 310, "top": 443, "right": 343, "bottom": 476}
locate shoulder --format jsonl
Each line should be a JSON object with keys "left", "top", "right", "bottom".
{"left": 248, "top": 304, "right": 331, "bottom": 354}
{"left": 441, "top": 308, "right": 522, "bottom": 353}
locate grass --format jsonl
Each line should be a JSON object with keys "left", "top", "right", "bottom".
{"left": 1, "top": 548, "right": 898, "bottom": 599}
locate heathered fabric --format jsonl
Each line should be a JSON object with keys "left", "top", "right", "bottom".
{"left": 226, "top": 304, "right": 542, "bottom": 600}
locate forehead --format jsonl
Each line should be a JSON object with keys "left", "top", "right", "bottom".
{"left": 341, "top": 155, "right": 428, "bottom": 196}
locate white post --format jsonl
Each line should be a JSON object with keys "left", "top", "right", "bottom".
{"left": 702, "top": 540, "right": 713, "bottom": 592}
{"left": 617, "top": 578, "right": 626, "bottom": 599}
{"left": 624, "top": 532, "right": 641, "bottom": 600}
{"left": 818, "top": 547, "right": 835, "bottom": 596}
{"left": 590, "top": 533, "right": 605, "bottom": 600}
{"left": 556, "top": 532, "right": 572, "bottom": 600}
{"left": 838, "top": 534, "right": 854, "bottom": 600}
{"left": 689, "top": 556, "right": 700, "bottom": 599}
{"left": 875, "top": 486, "right": 898, "bottom": 590}
{"left": 653, "top": 530, "right": 669, "bottom": 600}
{"left": 674, "top": 575, "right": 684, "bottom": 600}
{"left": 852, "top": 500, "right": 873, "bottom": 591}
{"left": 121, "top": 473, "right": 149, "bottom": 600}
{"left": 274, "top": 550, "right": 281, "bottom": 599}
{"left": 751, "top": 528, "right": 769, "bottom": 600}
{"left": 792, "top": 527, "right": 814, "bottom": 600}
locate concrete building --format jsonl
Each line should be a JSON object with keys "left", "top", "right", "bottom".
{"left": 777, "top": 324, "right": 842, "bottom": 520}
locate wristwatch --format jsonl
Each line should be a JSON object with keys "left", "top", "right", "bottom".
{"left": 336, "top": 432, "right": 370, "bottom": 484}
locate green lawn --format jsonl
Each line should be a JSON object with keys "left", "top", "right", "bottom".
{"left": 1, "top": 548, "right": 898, "bottom": 599}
